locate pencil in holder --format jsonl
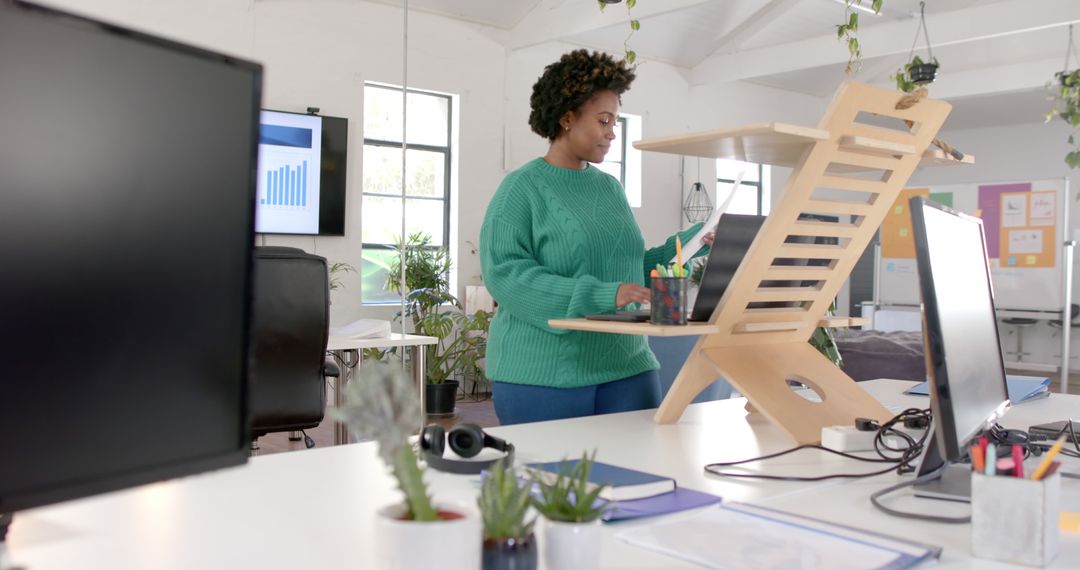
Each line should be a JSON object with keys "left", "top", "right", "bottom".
{"left": 971, "top": 471, "right": 1060, "bottom": 567}
{"left": 650, "top": 277, "right": 687, "bottom": 325}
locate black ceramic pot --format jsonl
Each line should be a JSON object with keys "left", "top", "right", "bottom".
{"left": 909, "top": 62, "right": 938, "bottom": 85}
{"left": 482, "top": 535, "right": 538, "bottom": 570}
{"left": 425, "top": 379, "right": 458, "bottom": 418}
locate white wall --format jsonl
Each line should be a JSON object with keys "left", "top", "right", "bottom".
{"left": 908, "top": 118, "right": 1080, "bottom": 370}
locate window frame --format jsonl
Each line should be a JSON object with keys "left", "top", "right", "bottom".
{"left": 717, "top": 162, "right": 768, "bottom": 216}
{"left": 361, "top": 83, "right": 454, "bottom": 305}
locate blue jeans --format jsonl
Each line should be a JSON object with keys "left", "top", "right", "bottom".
{"left": 492, "top": 370, "right": 661, "bottom": 425}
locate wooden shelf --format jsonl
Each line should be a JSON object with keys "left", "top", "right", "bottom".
{"left": 633, "top": 122, "right": 974, "bottom": 170}
{"left": 547, "top": 316, "right": 868, "bottom": 336}
{"left": 547, "top": 319, "right": 721, "bottom": 337}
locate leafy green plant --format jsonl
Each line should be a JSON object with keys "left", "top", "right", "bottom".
{"left": 836, "top": 0, "right": 884, "bottom": 75}
{"left": 598, "top": 0, "right": 640, "bottom": 66}
{"left": 530, "top": 451, "right": 608, "bottom": 523}
{"left": 893, "top": 3, "right": 938, "bottom": 93}
{"left": 1048, "top": 70, "right": 1080, "bottom": 170}
{"left": 329, "top": 362, "right": 438, "bottom": 521}
{"left": 385, "top": 232, "right": 493, "bottom": 385}
{"left": 328, "top": 261, "right": 356, "bottom": 292}
{"left": 479, "top": 458, "right": 537, "bottom": 541}
{"left": 809, "top": 302, "right": 844, "bottom": 368}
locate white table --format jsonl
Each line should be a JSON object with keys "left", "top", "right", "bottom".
{"left": 326, "top": 333, "right": 437, "bottom": 444}
{"left": 5, "top": 380, "right": 1079, "bottom": 569}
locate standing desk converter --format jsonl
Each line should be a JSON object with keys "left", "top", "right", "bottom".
{"left": 551, "top": 81, "right": 974, "bottom": 444}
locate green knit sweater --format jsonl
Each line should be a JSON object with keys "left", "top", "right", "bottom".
{"left": 479, "top": 157, "right": 701, "bottom": 388}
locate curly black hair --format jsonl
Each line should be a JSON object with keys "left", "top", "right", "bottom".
{"left": 529, "top": 49, "right": 636, "bottom": 141}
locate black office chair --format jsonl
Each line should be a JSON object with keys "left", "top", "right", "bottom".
{"left": 1001, "top": 316, "right": 1039, "bottom": 364}
{"left": 249, "top": 246, "right": 339, "bottom": 453}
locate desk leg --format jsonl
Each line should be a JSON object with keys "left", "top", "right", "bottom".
{"left": 332, "top": 349, "right": 359, "bottom": 446}
{"left": 410, "top": 345, "right": 426, "bottom": 430}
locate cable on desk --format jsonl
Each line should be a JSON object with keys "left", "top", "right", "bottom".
{"left": 704, "top": 408, "right": 931, "bottom": 482}
{"left": 869, "top": 464, "right": 971, "bottom": 524}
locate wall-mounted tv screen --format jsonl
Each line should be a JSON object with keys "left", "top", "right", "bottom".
{"left": 256, "top": 109, "right": 348, "bottom": 236}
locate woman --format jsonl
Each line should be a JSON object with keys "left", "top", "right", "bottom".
{"left": 479, "top": 49, "right": 712, "bottom": 425}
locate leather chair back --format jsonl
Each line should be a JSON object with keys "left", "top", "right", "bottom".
{"left": 249, "top": 246, "right": 329, "bottom": 437}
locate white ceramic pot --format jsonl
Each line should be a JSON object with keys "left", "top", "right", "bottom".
{"left": 376, "top": 503, "right": 480, "bottom": 570}
{"left": 541, "top": 517, "right": 602, "bottom": 570}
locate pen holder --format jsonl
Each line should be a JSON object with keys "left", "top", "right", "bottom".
{"left": 650, "top": 277, "right": 687, "bottom": 325}
{"left": 971, "top": 471, "right": 1060, "bottom": 567}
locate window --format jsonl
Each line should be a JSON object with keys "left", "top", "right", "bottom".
{"left": 361, "top": 83, "right": 453, "bottom": 304}
{"left": 596, "top": 113, "right": 642, "bottom": 208}
{"left": 717, "top": 158, "right": 770, "bottom": 216}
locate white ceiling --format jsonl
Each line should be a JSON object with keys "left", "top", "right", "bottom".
{"left": 371, "top": 0, "right": 1080, "bottom": 130}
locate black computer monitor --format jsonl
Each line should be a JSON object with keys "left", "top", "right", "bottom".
{"left": 910, "top": 196, "right": 1010, "bottom": 501}
{"left": 0, "top": 0, "right": 260, "bottom": 515}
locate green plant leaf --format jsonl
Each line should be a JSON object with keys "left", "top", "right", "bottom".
{"left": 627, "top": 0, "right": 636, "bottom": 8}
{"left": 626, "top": 50, "right": 636, "bottom": 65}
{"left": 836, "top": 24, "right": 846, "bottom": 39}
{"left": 872, "top": 0, "right": 883, "bottom": 13}
{"left": 598, "top": 2, "right": 606, "bottom": 12}
{"left": 848, "top": 37, "right": 858, "bottom": 55}
{"left": 1067, "top": 150, "right": 1080, "bottom": 170}
{"left": 630, "top": 19, "right": 640, "bottom": 31}
{"left": 848, "top": 12, "right": 858, "bottom": 31}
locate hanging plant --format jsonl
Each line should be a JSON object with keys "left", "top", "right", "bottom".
{"left": 1046, "top": 26, "right": 1080, "bottom": 170}
{"left": 892, "top": 2, "right": 938, "bottom": 93}
{"left": 598, "top": 0, "right": 640, "bottom": 66}
{"left": 836, "top": 0, "right": 884, "bottom": 75}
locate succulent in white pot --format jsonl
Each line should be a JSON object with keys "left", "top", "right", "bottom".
{"left": 530, "top": 451, "right": 609, "bottom": 570}
{"left": 331, "top": 362, "right": 479, "bottom": 570}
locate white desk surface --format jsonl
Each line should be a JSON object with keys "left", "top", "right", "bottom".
{"left": 325, "top": 332, "right": 436, "bottom": 351}
{"left": 6, "top": 380, "right": 1079, "bottom": 569}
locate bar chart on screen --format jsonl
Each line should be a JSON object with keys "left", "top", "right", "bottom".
{"left": 255, "top": 111, "right": 322, "bottom": 234}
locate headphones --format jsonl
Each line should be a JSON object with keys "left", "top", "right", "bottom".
{"left": 419, "top": 423, "right": 515, "bottom": 475}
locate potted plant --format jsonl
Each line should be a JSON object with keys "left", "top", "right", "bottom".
{"left": 330, "top": 362, "right": 480, "bottom": 569}
{"left": 530, "top": 451, "right": 609, "bottom": 570}
{"left": 893, "top": 55, "right": 939, "bottom": 93}
{"left": 386, "top": 231, "right": 493, "bottom": 416}
{"left": 479, "top": 458, "right": 538, "bottom": 570}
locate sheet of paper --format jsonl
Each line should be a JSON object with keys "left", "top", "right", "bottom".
{"left": 618, "top": 503, "right": 936, "bottom": 570}
{"left": 670, "top": 171, "right": 743, "bottom": 264}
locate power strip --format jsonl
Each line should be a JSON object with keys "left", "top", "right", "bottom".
{"left": 821, "top": 425, "right": 903, "bottom": 452}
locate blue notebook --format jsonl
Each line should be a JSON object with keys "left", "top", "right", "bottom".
{"left": 904, "top": 374, "right": 1051, "bottom": 404}
{"left": 602, "top": 486, "right": 722, "bottom": 522}
{"left": 526, "top": 460, "right": 676, "bottom": 501}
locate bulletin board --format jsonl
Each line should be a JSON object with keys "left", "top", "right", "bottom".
{"left": 876, "top": 178, "right": 1069, "bottom": 311}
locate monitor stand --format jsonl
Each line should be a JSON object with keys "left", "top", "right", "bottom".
{"left": 912, "top": 427, "right": 971, "bottom": 503}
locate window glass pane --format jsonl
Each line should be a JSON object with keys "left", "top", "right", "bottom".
{"left": 361, "top": 248, "right": 400, "bottom": 304}
{"left": 716, "top": 158, "right": 760, "bottom": 183}
{"left": 363, "top": 85, "right": 448, "bottom": 146}
{"left": 363, "top": 146, "right": 446, "bottom": 198}
{"left": 405, "top": 198, "right": 444, "bottom": 244}
{"left": 720, "top": 182, "right": 760, "bottom": 215}
{"left": 361, "top": 195, "right": 446, "bottom": 246}
{"left": 595, "top": 161, "right": 621, "bottom": 182}
{"left": 606, "top": 118, "right": 624, "bottom": 163}
{"left": 361, "top": 195, "right": 403, "bottom": 244}
{"left": 364, "top": 85, "right": 402, "bottom": 142}
{"left": 406, "top": 93, "right": 449, "bottom": 147}
{"left": 363, "top": 145, "right": 403, "bottom": 196}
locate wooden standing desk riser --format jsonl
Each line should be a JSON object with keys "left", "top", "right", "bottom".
{"left": 550, "top": 82, "right": 971, "bottom": 445}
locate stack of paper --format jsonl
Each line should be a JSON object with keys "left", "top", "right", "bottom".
{"left": 618, "top": 502, "right": 941, "bottom": 570}
{"left": 330, "top": 319, "right": 391, "bottom": 339}
{"left": 904, "top": 374, "right": 1051, "bottom": 404}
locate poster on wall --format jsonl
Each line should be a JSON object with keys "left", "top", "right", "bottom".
{"left": 877, "top": 178, "right": 1067, "bottom": 311}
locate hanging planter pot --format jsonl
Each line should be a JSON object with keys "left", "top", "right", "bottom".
{"left": 908, "top": 60, "right": 938, "bottom": 85}
{"left": 892, "top": 2, "right": 940, "bottom": 93}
